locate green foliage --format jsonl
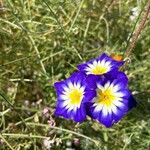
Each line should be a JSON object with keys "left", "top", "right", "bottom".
{"left": 0, "top": 0, "right": 150, "bottom": 149}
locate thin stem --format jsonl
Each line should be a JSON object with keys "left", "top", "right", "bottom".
{"left": 28, "top": 35, "right": 47, "bottom": 75}
{"left": 122, "top": 133, "right": 134, "bottom": 150}
{"left": 2, "top": 113, "right": 39, "bottom": 132}
{"left": 1, "top": 122, "right": 100, "bottom": 146}
{"left": 9, "top": 78, "right": 33, "bottom": 82}
{"left": 107, "top": 0, "right": 117, "bottom": 11}
{"left": 100, "top": 0, "right": 117, "bottom": 19}
{"left": 0, "top": 108, "right": 11, "bottom": 116}
{"left": 0, "top": 92, "right": 14, "bottom": 108}
{"left": 0, "top": 18, "right": 22, "bottom": 29}
{"left": 0, "top": 134, "right": 14, "bottom": 150}
{"left": 125, "top": 5, "right": 144, "bottom": 51}
{"left": 0, "top": 91, "right": 31, "bottom": 131}
{"left": 84, "top": 18, "right": 91, "bottom": 38}
{"left": 125, "top": 2, "right": 150, "bottom": 58}
{"left": 0, "top": 50, "right": 64, "bottom": 67}
{"left": 26, "top": 122, "right": 100, "bottom": 146}
{"left": 1, "top": 133, "right": 48, "bottom": 139}
{"left": 41, "top": 0, "right": 68, "bottom": 39}
{"left": 41, "top": 0, "right": 83, "bottom": 60}
{"left": 68, "top": 0, "right": 84, "bottom": 32}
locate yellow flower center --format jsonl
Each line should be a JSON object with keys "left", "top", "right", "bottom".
{"left": 91, "top": 66, "right": 108, "bottom": 75}
{"left": 96, "top": 88, "right": 116, "bottom": 107}
{"left": 68, "top": 89, "right": 83, "bottom": 105}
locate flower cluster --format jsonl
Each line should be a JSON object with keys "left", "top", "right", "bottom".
{"left": 54, "top": 53, "right": 136, "bottom": 127}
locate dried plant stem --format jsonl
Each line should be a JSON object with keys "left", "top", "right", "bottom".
{"left": 125, "top": 2, "right": 150, "bottom": 58}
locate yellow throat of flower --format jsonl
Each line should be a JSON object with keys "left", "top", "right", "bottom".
{"left": 68, "top": 89, "right": 83, "bottom": 105}
{"left": 96, "top": 88, "right": 116, "bottom": 106}
{"left": 91, "top": 66, "right": 108, "bottom": 75}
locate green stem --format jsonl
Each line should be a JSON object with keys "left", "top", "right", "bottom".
{"left": 0, "top": 108, "right": 11, "bottom": 116}
{"left": 41, "top": 0, "right": 68, "bottom": 39}
{"left": 0, "top": 134, "right": 14, "bottom": 150}
{"left": 26, "top": 122, "right": 100, "bottom": 146}
{"left": 28, "top": 35, "right": 47, "bottom": 75}
{"left": 68, "top": 0, "right": 84, "bottom": 32}
{"left": 1, "top": 133, "right": 48, "bottom": 139}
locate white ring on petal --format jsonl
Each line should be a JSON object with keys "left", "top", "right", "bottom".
{"left": 102, "top": 105, "right": 108, "bottom": 116}
{"left": 110, "top": 104, "right": 118, "bottom": 114}
{"left": 60, "top": 81, "right": 85, "bottom": 113}
{"left": 60, "top": 94, "right": 68, "bottom": 100}
{"left": 68, "top": 81, "right": 74, "bottom": 89}
{"left": 95, "top": 104, "right": 103, "bottom": 112}
{"left": 113, "top": 100, "right": 124, "bottom": 108}
{"left": 114, "top": 91, "right": 126, "bottom": 97}
{"left": 100, "top": 59, "right": 106, "bottom": 67}
{"left": 93, "top": 60, "right": 98, "bottom": 66}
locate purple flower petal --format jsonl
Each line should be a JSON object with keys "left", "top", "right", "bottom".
{"left": 73, "top": 105, "right": 86, "bottom": 123}
{"left": 86, "top": 75, "right": 136, "bottom": 127}
{"left": 77, "top": 53, "right": 124, "bottom": 76}
{"left": 54, "top": 72, "right": 95, "bottom": 123}
{"left": 83, "top": 90, "right": 96, "bottom": 102}
{"left": 99, "top": 112, "right": 113, "bottom": 128}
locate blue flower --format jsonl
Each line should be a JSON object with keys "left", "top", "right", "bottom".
{"left": 54, "top": 53, "right": 136, "bottom": 127}
{"left": 77, "top": 53, "right": 124, "bottom": 76}
{"left": 54, "top": 72, "right": 94, "bottom": 123}
{"left": 86, "top": 74, "right": 136, "bottom": 127}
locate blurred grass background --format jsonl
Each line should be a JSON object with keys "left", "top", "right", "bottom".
{"left": 0, "top": 0, "right": 150, "bottom": 149}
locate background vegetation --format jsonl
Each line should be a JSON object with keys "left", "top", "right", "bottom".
{"left": 0, "top": 0, "right": 150, "bottom": 149}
